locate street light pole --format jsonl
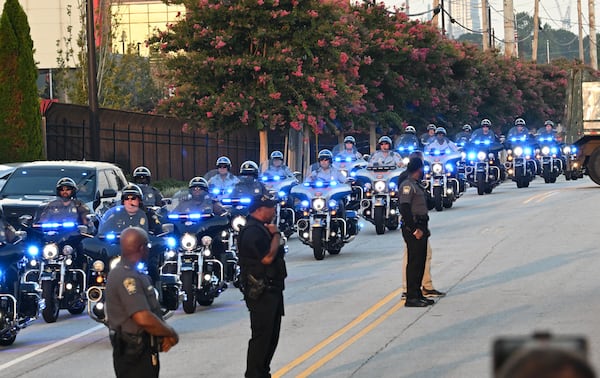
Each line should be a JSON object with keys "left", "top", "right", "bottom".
{"left": 86, "top": 0, "right": 100, "bottom": 161}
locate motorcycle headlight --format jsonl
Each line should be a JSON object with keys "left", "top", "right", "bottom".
{"left": 541, "top": 146, "right": 550, "bottom": 155}
{"left": 201, "top": 235, "right": 212, "bottom": 246}
{"left": 432, "top": 163, "right": 443, "bottom": 174}
{"left": 514, "top": 146, "right": 524, "bottom": 157}
{"left": 232, "top": 215, "right": 246, "bottom": 232}
{"left": 402, "top": 157, "right": 410, "bottom": 165}
{"left": 43, "top": 244, "right": 59, "bottom": 259}
{"left": 181, "top": 233, "right": 198, "bottom": 251}
{"left": 110, "top": 256, "right": 121, "bottom": 270}
{"left": 92, "top": 260, "right": 105, "bottom": 272}
{"left": 374, "top": 180, "right": 386, "bottom": 193}
{"left": 477, "top": 151, "right": 486, "bottom": 161}
{"left": 164, "top": 250, "right": 176, "bottom": 259}
{"left": 312, "top": 198, "right": 326, "bottom": 211}
{"left": 563, "top": 146, "right": 571, "bottom": 154}
{"left": 63, "top": 245, "right": 74, "bottom": 255}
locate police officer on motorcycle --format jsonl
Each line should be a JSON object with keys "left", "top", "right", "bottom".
{"left": 132, "top": 166, "right": 164, "bottom": 207}
{"left": 369, "top": 136, "right": 403, "bottom": 167}
{"left": 237, "top": 161, "right": 269, "bottom": 195}
{"left": 175, "top": 177, "right": 225, "bottom": 216}
{"left": 470, "top": 119, "right": 499, "bottom": 143}
{"left": 335, "top": 136, "right": 363, "bottom": 160}
{"left": 395, "top": 126, "right": 421, "bottom": 150}
{"left": 454, "top": 124, "right": 472, "bottom": 146}
{"left": 264, "top": 151, "right": 294, "bottom": 178}
{"left": 41, "top": 177, "right": 91, "bottom": 227}
{"left": 399, "top": 158, "right": 434, "bottom": 308}
{"left": 507, "top": 118, "right": 530, "bottom": 140}
{"left": 538, "top": 120, "right": 557, "bottom": 138}
{"left": 420, "top": 124, "right": 437, "bottom": 146}
{"left": 310, "top": 149, "right": 347, "bottom": 183}
{"left": 208, "top": 156, "right": 240, "bottom": 193}
{"left": 425, "top": 127, "right": 459, "bottom": 153}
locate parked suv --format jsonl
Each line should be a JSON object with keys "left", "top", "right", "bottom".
{"left": 0, "top": 161, "right": 128, "bottom": 227}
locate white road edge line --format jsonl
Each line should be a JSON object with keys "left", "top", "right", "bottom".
{"left": 0, "top": 324, "right": 105, "bottom": 372}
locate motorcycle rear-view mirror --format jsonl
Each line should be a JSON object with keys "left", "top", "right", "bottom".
{"left": 161, "top": 223, "right": 174, "bottom": 234}
{"left": 15, "top": 230, "right": 27, "bottom": 241}
{"left": 293, "top": 171, "right": 302, "bottom": 182}
{"left": 101, "top": 188, "right": 118, "bottom": 198}
{"left": 19, "top": 214, "right": 32, "bottom": 225}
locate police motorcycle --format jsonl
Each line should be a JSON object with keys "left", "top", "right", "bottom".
{"left": 82, "top": 187, "right": 178, "bottom": 324}
{"left": 462, "top": 138, "right": 504, "bottom": 195}
{"left": 21, "top": 199, "right": 89, "bottom": 323}
{"left": 0, "top": 225, "right": 40, "bottom": 346}
{"left": 505, "top": 135, "right": 538, "bottom": 188}
{"left": 395, "top": 127, "right": 423, "bottom": 162}
{"left": 259, "top": 173, "right": 299, "bottom": 238}
{"left": 291, "top": 173, "right": 359, "bottom": 260}
{"left": 162, "top": 182, "right": 233, "bottom": 313}
{"left": 332, "top": 140, "right": 368, "bottom": 211}
{"left": 535, "top": 135, "right": 563, "bottom": 183}
{"left": 422, "top": 148, "right": 462, "bottom": 211}
{"left": 563, "top": 145, "right": 584, "bottom": 180}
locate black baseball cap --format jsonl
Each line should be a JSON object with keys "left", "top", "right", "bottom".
{"left": 248, "top": 194, "right": 277, "bottom": 213}
{"left": 406, "top": 157, "right": 424, "bottom": 173}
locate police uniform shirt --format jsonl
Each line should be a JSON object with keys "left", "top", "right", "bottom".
{"left": 335, "top": 149, "right": 362, "bottom": 160}
{"left": 41, "top": 199, "right": 90, "bottom": 224}
{"left": 208, "top": 173, "right": 240, "bottom": 191}
{"left": 425, "top": 138, "right": 458, "bottom": 152}
{"left": 369, "top": 151, "right": 402, "bottom": 167}
{"left": 110, "top": 209, "right": 150, "bottom": 232}
{"left": 310, "top": 167, "right": 346, "bottom": 183}
{"left": 105, "top": 260, "right": 162, "bottom": 334}
{"left": 238, "top": 216, "right": 271, "bottom": 262}
{"left": 399, "top": 177, "right": 428, "bottom": 216}
{"left": 139, "top": 185, "right": 163, "bottom": 207}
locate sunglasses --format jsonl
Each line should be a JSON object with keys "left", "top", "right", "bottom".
{"left": 191, "top": 187, "right": 203, "bottom": 191}
{"left": 59, "top": 187, "right": 73, "bottom": 192}
{"left": 217, "top": 165, "right": 229, "bottom": 169}
{"left": 318, "top": 157, "right": 331, "bottom": 161}
{"left": 124, "top": 195, "right": 140, "bottom": 201}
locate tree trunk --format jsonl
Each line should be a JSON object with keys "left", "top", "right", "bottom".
{"left": 303, "top": 127, "right": 311, "bottom": 178}
{"left": 370, "top": 124, "right": 377, "bottom": 154}
{"left": 259, "top": 129, "right": 268, "bottom": 169}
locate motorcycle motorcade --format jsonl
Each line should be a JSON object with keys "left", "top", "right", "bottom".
{"left": 535, "top": 135, "right": 564, "bottom": 183}
{"left": 0, "top": 229, "right": 40, "bottom": 345}
{"left": 422, "top": 148, "right": 463, "bottom": 211}
{"left": 20, "top": 200, "right": 90, "bottom": 323}
{"left": 162, "top": 192, "right": 234, "bottom": 313}
{"left": 562, "top": 145, "right": 584, "bottom": 180}
{"left": 291, "top": 179, "right": 359, "bottom": 260}
{"left": 395, "top": 137, "right": 422, "bottom": 164}
{"left": 260, "top": 173, "right": 299, "bottom": 238}
{"left": 462, "top": 139, "right": 504, "bottom": 195}
{"left": 353, "top": 164, "right": 402, "bottom": 234}
{"left": 505, "top": 136, "right": 538, "bottom": 188}
{"left": 82, "top": 206, "right": 178, "bottom": 324}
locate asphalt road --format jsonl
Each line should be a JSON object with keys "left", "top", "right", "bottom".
{"left": 1, "top": 176, "right": 599, "bottom": 378}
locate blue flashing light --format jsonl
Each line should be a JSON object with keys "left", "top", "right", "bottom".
{"left": 350, "top": 171, "right": 357, "bottom": 177}
{"left": 166, "top": 237, "right": 177, "bottom": 249}
{"left": 398, "top": 147, "right": 405, "bottom": 152}
{"left": 189, "top": 213, "right": 202, "bottom": 220}
{"left": 334, "top": 157, "right": 341, "bottom": 162}
{"left": 424, "top": 166, "right": 430, "bottom": 173}
{"left": 445, "top": 163, "right": 454, "bottom": 172}
{"left": 226, "top": 188, "right": 233, "bottom": 194}
{"left": 62, "top": 221, "right": 76, "bottom": 228}
{"left": 273, "top": 175, "right": 281, "bottom": 181}
{"left": 510, "top": 137, "right": 516, "bottom": 142}
{"left": 330, "top": 181, "right": 337, "bottom": 186}
{"left": 345, "top": 157, "right": 352, "bottom": 162}
{"left": 301, "top": 200, "right": 309, "bottom": 207}
{"left": 303, "top": 182, "right": 310, "bottom": 187}
{"left": 389, "top": 181, "right": 397, "bottom": 189}
{"left": 467, "top": 152, "right": 476, "bottom": 160}
{"left": 168, "top": 214, "right": 179, "bottom": 220}
{"left": 136, "top": 262, "right": 146, "bottom": 272}
{"left": 551, "top": 147, "right": 558, "bottom": 154}
{"left": 261, "top": 175, "right": 268, "bottom": 182}
{"left": 106, "top": 233, "right": 116, "bottom": 241}
{"left": 434, "top": 150, "right": 441, "bottom": 156}
{"left": 212, "top": 188, "right": 220, "bottom": 195}
{"left": 240, "top": 197, "right": 252, "bottom": 204}
{"left": 445, "top": 149, "right": 451, "bottom": 154}
{"left": 328, "top": 200, "right": 337, "bottom": 208}
{"left": 474, "top": 140, "right": 481, "bottom": 145}
{"left": 278, "top": 190, "right": 286, "bottom": 198}
{"left": 408, "top": 146, "right": 415, "bottom": 151}
{"left": 27, "top": 245, "right": 39, "bottom": 257}
{"left": 221, "top": 198, "right": 232, "bottom": 204}
{"left": 316, "top": 181, "right": 324, "bottom": 187}
{"left": 524, "top": 147, "right": 533, "bottom": 156}
{"left": 483, "top": 140, "right": 490, "bottom": 145}
{"left": 572, "top": 146, "right": 578, "bottom": 153}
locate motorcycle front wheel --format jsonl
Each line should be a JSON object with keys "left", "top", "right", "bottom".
{"left": 181, "top": 271, "right": 197, "bottom": 314}
{"left": 41, "top": 281, "right": 60, "bottom": 323}
{"left": 476, "top": 172, "right": 485, "bottom": 195}
{"left": 312, "top": 228, "right": 325, "bottom": 261}
{"left": 374, "top": 207, "right": 386, "bottom": 235}
{"left": 433, "top": 187, "right": 443, "bottom": 211}
{"left": 0, "top": 333, "right": 16, "bottom": 346}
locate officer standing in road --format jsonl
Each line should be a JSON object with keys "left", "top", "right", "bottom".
{"left": 105, "top": 227, "right": 179, "bottom": 378}
{"left": 399, "top": 158, "right": 434, "bottom": 307}
{"left": 237, "top": 195, "right": 287, "bottom": 378}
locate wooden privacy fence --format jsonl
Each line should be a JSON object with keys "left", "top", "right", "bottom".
{"left": 43, "top": 103, "right": 292, "bottom": 181}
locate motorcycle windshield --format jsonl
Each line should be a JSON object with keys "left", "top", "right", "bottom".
{"left": 166, "top": 192, "right": 214, "bottom": 221}
{"left": 220, "top": 180, "right": 263, "bottom": 206}
{"left": 33, "top": 198, "right": 81, "bottom": 230}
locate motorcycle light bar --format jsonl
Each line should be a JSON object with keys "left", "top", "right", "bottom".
{"left": 105, "top": 233, "right": 117, "bottom": 241}
{"left": 27, "top": 245, "right": 39, "bottom": 257}
{"left": 221, "top": 198, "right": 232, "bottom": 204}
{"left": 39, "top": 221, "right": 76, "bottom": 229}
{"left": 212, "top": 188, "right": 221, "bottom": 195}
{"left": 240, "top": 197, "right": 252, "bottom": 204}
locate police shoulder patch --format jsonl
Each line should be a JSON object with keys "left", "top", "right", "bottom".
{"left": 140, "top": 217, "right": 146, "bottom": 226}
{"left": 402, "top": 185, "right": 412, "bottom": 195}
{"left": 123, "top": 277, "right": 137, "bottom": 295}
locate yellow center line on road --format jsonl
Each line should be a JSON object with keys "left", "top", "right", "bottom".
{"left": 523, "top": 190, "right": 559, "bottom": 204}
{"left": 297, "top": 299, "right": 406, "bottom": 378}
{"left": 273, "top": 288, "right": 402, "bottom": 378}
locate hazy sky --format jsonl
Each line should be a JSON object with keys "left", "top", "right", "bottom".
{"left": 381, "top": 0, "right": 595, "bottom": 42}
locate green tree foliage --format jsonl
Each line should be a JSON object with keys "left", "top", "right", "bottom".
{"left": 0, "top": 0, "right": 43, "bottom": 162}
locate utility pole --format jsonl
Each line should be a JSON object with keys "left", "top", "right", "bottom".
{"left": 532, "top": 0, "right": 539, "bottom": 62}
{"left": 86, "top": 0, "right": 100, "bottom": 161}
{"left": 482, "top": 0, "right": 490, "bottom": 51}
{"left": 503, "top": 0, "right": 515, "bottom": 57}
{"left": 578, "top": 0, "right": 584, "bottom": 62}
{"left": 590, "top": 0, "right": 598, "bottom": 70}
{"left": 432, "top": 0, "right": 440, "bottom": 29}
